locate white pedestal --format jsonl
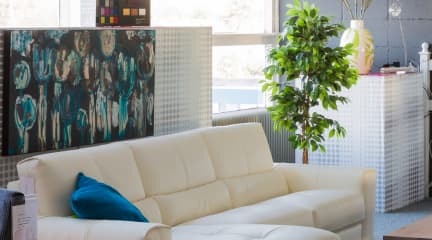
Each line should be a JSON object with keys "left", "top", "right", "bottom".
{"left": 297, "top": 73, "right": 425, "bottom": 213}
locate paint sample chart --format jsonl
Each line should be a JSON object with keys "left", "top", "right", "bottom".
{"left": 97, "top": 0, "right": 150, "bottom": 26}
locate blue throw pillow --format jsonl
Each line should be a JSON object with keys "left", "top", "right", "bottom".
{"left": 70, "top": 172, "right": 148, "bottom": 222}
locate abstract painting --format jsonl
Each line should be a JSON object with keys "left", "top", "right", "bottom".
{"left": 3, "top": 29, "right": 155, "bottom": 155}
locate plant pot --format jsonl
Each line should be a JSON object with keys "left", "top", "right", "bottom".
{"left": 340, "top": 20, "right": 374, "bottom": 75}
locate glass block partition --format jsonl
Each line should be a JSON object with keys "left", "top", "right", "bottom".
{"left": 154, "top": 27, "right": 212, "bottom": 135}
{"left": 0, "top": 27, "right": 212, "bottom": 187}
{"left": 296, "top": 73, "right": 425, "bottom": 213}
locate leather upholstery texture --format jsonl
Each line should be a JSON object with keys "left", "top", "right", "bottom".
{"left": 38, "top": 217, "right": 171, "bottom": 240}
{"left": 275, "top": 163, "right": 377, "bottom": 240}
{"left": 172, "top": 224, "right": 340, "bottom": 240}
{"left": 16, "top": 123, "right": 376, "bottom": 240}
{"left": 222, "top": 169, "right": 288, "bottom": 208}
{"left": 199, "top": 124, "right": 274, "bottom": 178}
{"left": 184, "top": 189, "right": 365, "bottom": 232}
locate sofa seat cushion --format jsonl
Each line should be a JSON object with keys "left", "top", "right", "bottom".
{"left": 288, "top": 190, "right": 365, "bottom": 231}
{"left": 184, "top": 194, "right": 314, "bottom": 227}
{"left": 173, "top": 224, "right": 340, "bottom": 240}
{"left": 184, "top": 189, "right": 364, "bottom": 232}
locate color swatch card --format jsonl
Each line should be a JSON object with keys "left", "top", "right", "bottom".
{"left": 97, "top": 0, "right": 119, "bottom": 26}
{"left": 97, "top": 0, "right": 150, "bottom": 26}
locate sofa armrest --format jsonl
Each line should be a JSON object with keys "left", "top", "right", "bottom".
{"left": 274, "top": 163, "right": 376, "bottom": 240}
{"left": 38, "top": 217, "right": 171, "bottom": 240}
{"left": 6, "top": 181, "right": 20, "bottom": 191}
{"left": 274, "top": 163, "right": 376, "bottom": 193}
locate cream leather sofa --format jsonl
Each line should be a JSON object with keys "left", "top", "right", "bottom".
{"left": 16, "top": 123, "right": 376, "bottom": 240}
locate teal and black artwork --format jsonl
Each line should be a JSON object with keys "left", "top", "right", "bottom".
{"left": 3, "top": 29, "right": 155, "bottom": 155}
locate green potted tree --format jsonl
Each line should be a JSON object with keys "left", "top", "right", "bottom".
{"left": 261, "top": 0, "right": 358, "bottom": 164}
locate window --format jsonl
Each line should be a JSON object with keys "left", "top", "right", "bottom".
{"left": 152, "top": 0, "right": 278, "bottom": 114}
{"left": 0, "top": 0, "right": 95, "bottom": 27}
{"left": 0, "top": 0, "right": 278, "bottom": 114}
{"left": 0, "top": 0, "right": 59, "bottom": 27}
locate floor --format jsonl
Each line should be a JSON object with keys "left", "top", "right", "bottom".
{"left": 374, "top": 199, "right": 432, "bottom": 240}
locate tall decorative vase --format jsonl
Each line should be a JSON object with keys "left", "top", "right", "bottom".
{"left": 340, "top": 20, "right": 374, "bottom": 75}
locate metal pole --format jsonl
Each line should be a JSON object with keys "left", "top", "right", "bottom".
{"left": 420, "top": 42, "right": 431, "bottom": 198}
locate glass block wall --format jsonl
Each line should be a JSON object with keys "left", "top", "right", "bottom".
{"left": 297, "top": 74, "right": 425, "bottom": 213}
{"left": 0, "top": 27, "right": 212, "bottom": 188}
{"left": 154, "top": 27, "right": 212, "bottom": 135}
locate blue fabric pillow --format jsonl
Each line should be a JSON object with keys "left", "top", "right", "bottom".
{"left": 70, "top": 172, "right": 148, "bottom": 222}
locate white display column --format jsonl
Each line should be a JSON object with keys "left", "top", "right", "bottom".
{"left": 153, "top": 27, "right": 212, "bottom": 135}
{"left": 297, "top": 73, "right": 424, "bottom": 213}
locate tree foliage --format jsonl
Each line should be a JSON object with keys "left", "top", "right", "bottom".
{"left": 261, "top": 0, "right": 358, "bottom": 163}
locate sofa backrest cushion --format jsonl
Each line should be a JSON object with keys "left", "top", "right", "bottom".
{"left": 134, "top": 198, "right": 163, "bottom": 223}
{"left": 200, "top": 123, "right": 274, "bottom": 179}
{"left": 154, "top": 181, "right": 232, "bottom": 226}
{"left": 17, "top": 143, "right": 146, "bottom": 217}
{"left": 127, "top": 130, "right": 234, "bottom": 225}
{"left": 223, "top": 169, "right": 288, "bottom": 208}
{"left": 17, "top": 123, "right": 283, "bottom": 224}
{"left": 127, "top": 131, "right": 216, "bottom": 196}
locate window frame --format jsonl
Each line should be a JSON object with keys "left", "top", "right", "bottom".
{"left": 212, "top": 0, "right": 279, "bottom": 46}
{"left": 212, "top": 0, "right": 279, "bottom": 114}
{"left": 150, "top": 0, "right": 280, "bottom": 114}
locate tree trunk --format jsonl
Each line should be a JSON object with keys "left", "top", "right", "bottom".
{"left": 303, "top": 148, "right": 308, "bottom": 164}
{"left": 301, "top": 124, "right": 309, "bottom": 164}
{"left": 302, "top": 99, "right": 310, "bottom": 165}
{"left": 302, "top": 85, "right": 310, "bottom": 165}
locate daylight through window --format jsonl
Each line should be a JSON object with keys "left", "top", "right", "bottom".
{"left": 153, "top": 0, "right": 278, "bottom": 114}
